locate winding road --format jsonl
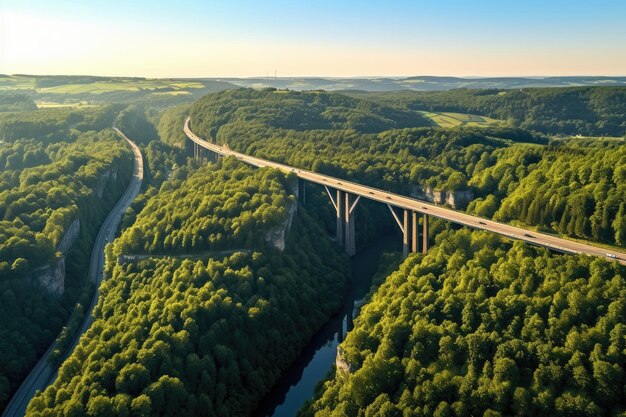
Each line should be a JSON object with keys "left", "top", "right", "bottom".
{"left": 185, "top": 117, "right": 626, "bottom": 266}
{"left": 1, "top": 129, "right": 143, "bottom": 417}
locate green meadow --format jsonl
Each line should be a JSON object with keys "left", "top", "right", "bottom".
{"left": 418, "top": 110, "right": 505, "bottom": 128}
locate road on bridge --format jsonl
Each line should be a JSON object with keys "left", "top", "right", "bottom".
{"left": 185, "top": 117, "right": 626, "bottom": 266}
{"left": 1, "top": 129, "right": 144, "bottom": 417}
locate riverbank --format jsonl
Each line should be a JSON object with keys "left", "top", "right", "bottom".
{"left": 253, "top": 235, "right": 400, "bottom": 417}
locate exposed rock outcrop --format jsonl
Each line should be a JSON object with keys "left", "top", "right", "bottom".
{"left": 265, "top": 198, "right": 297, "bottom": 251}
{"left": 33, "top": 217, "right": 80, "bottom": 296}
{"left": 411, "top": 185, "right": 474, "bottom": 209}
{"left": 335, "top": 347, "right": 356, "bottom": 378}
{"left": 32, "top": 257, "right": 65, "bottom": 296}
{"left": 56, "top": 217, "right": 80, "bottom": 254}
{"left": 94, "top": 169, "right": 117, "bottom": 198}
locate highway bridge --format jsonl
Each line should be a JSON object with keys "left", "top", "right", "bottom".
{"left": 184, "top": 117, "right": 625, "bottom": 265}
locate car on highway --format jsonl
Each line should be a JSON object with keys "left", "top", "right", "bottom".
{"left": 606, "top": 253, "right": 618, "bottom": 259}
{"left": 478, "top": 221, "right": 486, "bottom": 225}
{"left": 524, "top": 233, "right": 534, "bottom": 238}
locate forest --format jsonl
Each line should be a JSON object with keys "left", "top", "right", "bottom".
{"left": 0, "top": 108, "right": 133, "bottom": 412}
{"left": 349, "top": 87, "right": 626, "bottom": 136}
{"left": 0, "top": 105, "right": 121, "bottom": 143}
{"left": 26, "top": 160, "right": 350, "bottom": 417}
{"left": 469, "top": 144, "right": 626, "bottom": 245}
{"left": 0, "top": 83, "right": 624, "bottom": 416}
{"left": 0, "top": 94, "right": 37, "bottom": 112}
{"left": 301, "top": 229, "right": 626, "bottom": 417}
{"left": 115, "top": 158, "right": 294, "bottom": 256}
{"left": 183, "top": 88, "right": 626, "bottom": 247}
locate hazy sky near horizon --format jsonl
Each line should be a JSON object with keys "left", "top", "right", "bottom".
{"left": 1, "top": 0, "right": 625, "bottom": 78}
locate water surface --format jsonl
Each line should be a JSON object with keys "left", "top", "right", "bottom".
{"left": 253, "top": 235, "right": 399, "bottom": 417}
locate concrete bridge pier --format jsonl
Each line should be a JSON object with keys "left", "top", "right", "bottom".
{"left": 402, "top": 210, "right": 410, "bottom": 257}
{"left": 298, "top": 179, "right": 306, "bottom": 204}
{"left": 412, "top": 211, "right": 418, "bottom": 253}
{"left": 344, "top": 193, "right": 360, "bottom": 256}
{"left": 324, "top": 186, "right": 344, "bottom": 247}
{"left": 422, "top": 214, "right": 429, "bottom": 254}
{"left": 323, "top": 186, "right": 360, "bottom": 256}
{"left": 388, "top": 205, "right": 422, "bottom": 258}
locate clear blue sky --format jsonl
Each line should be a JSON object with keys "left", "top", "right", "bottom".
{"left": 2, "top": 0, "right": 625, "bottom": 77}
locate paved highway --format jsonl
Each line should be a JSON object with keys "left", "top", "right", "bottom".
{"left": 185, "top": 117, "right": 625, "bottom": 266}
{"left": 1, "top": 129, "right": 143, "bottom": 417}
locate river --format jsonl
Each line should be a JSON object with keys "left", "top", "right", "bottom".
{"left": 253, "top": 235, "right": 399, "bottom": 417}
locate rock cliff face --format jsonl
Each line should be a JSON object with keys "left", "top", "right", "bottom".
{"left": 56, "top": 217, "right": 80, "bottom": 254}
{"left": 94, "top": 169, "right": 117, "bottom": 198}
{"left": 264, "top": 198, "right": 297, "bottom": 251}
{"left": 31, "top": 258, "right": 65, "bottom": 296}
{"left": 335, "top": 346, "right": 356, "bottom": 378}
{"left": 411, "top": 185, "right": 474, "bottom": 209}
{"left": 33, "top": 217, "right": 80, "bottom": 296}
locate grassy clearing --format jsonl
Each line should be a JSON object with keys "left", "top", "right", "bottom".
{"left": 37, "top": 80, "right": 204, "bottom": 94}
{"left": 152, "top": 91, "right": 192, "bottom": 96}
{"left": 0, "top": 75, "right": 36, "bottom": 90}
{"left": 0, "top": 76, "right": 206, "bottom": 95}
{"left": 419, "top": 110, "right": 505, "bottom": 128}
{"left": 35, "top": 101, "right": 99, "bottom": 109}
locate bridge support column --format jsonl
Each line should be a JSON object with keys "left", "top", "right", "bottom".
{"left": 422, "top": 214, "right": 429, "bottom": 254}
{"left": 344, "top": 193, "right": 360, "bottom": 257}
{"left": 324, "top": 186, "right": 343, "bottom": 247}
{"left": 298, "top": 179, "right": 306, "bottom": 204}
{"left": 389, "top": 206, "right": 421, "bottom": 258}
{"left": 336, "top": 190, "right": 344, "bottom": 247}
{"left": 412, "top": 211, "right": 418, "bottom": 253}
{"left": 194, "top": 142, "right": 199, "bottom": 160}
{"left": 402, "top": 210, "right": 409, "bottom": 258}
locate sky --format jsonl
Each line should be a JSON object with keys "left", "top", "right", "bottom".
{"left": 1, "top": 0, "right": 625, "bottom": 78}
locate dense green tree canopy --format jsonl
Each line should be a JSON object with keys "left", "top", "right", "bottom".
{"left": 0, "top": 94, "right": 37, "bottom": 112}
{"left": 0, "top": 109, "right": 133, "bottom": 412}
{"left": 115, "top": 158, "right": 294, "bottom": 255}
{"left": 3, "top": 85, "right": 623, "bottom": 417}
{"left": 182, "top": 89, "right": 626, "bottom": 246}
{"left": 302, "top": 229, "right": 626, "bottom": 417}
{"left": 0, "top": 105, "right": 121, "bottom": 143}
{"left": 27, "top": 161, "right": 349, "bottom": 417}
{"left": 351, "top": 87, "right": 626, "bottom": 136}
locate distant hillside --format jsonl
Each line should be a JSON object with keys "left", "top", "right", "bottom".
{"left": 0, "top": 75, "right": 238, "bottom": 107}
{"left": 214, "top": 75, "right": 626, "bottom": 92}
{"left": 3, "top": 75, "right": 626, "bottom": 99}
{"left": 346, "top": 87, "right": 626, "bottom": 136}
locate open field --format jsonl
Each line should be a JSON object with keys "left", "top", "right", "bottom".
{"left": 0, "top": 76, "right": 36, "bottom": 90}
{"left": 37, "top": 80, "right": 205, "bottom": 95}
{"left": 0, "top": 75, "right": 210, "bottom": 95}
{"left": 418, "top": 110, "right": 505, "bottom": 128}
{"left": 35, "top": 101, "right": 99, "bottom": 109}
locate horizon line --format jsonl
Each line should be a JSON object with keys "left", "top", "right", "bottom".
{"left": 4, "top": 73, "right": 626, "bottom": 80}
